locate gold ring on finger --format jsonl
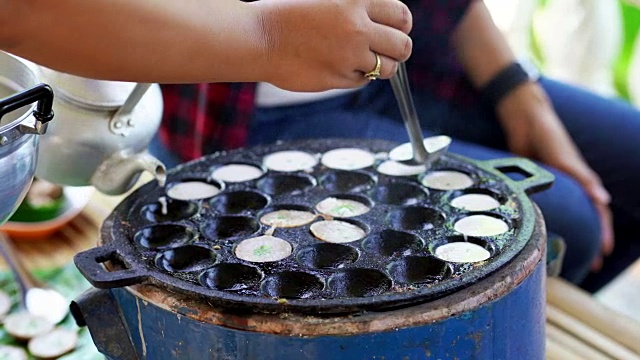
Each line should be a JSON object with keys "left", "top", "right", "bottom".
{"left": 364, "top": 53, "right": 382, "bottom": 81}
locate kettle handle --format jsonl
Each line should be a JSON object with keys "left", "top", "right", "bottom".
{"left": 0, "top": 83, "right": 54, "bottom": 134}
{"left": 109, "top": 83, "right": 152, "bottom": 136}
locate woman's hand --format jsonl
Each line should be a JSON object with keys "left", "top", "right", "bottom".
{"left": 496, "top": 82, "right": 614, "bottom": 270}
{"left": 1, "top": 0, "right": 410, "bottom": 88}
{"left": 254, "top": 0, "right": 413, "bottom": 92}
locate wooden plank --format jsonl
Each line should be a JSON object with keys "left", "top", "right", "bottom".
{"left": 547, "top": 277, "right": 640, "bottom": 354}
{"left": 546, "top": 323, "right": 612, "bottom": 360}
{"left": 546, "top": 336, "right": 585, "bottom": 360}
{"left": 547, "top": 305, "right": 640, "bottom": 360}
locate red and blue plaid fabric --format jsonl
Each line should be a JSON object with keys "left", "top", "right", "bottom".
{"left": 160, "top": 0, "right": 476, "bottom": 162}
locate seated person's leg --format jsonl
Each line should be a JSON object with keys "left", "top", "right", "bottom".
{"left": 541, "top": 77, "right": 640, "bottom": 222}
{"left": 416, "top": 77, "right": 640, "bottom": 287}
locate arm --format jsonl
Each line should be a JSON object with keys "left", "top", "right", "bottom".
{"left": 0, "top": 0, "right": 412, "bottom": 91}
{"left": 451, "top": 0, "right": 613, "bottom": 267}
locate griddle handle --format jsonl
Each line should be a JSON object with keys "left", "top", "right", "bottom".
{"left": 481, "top": 158, "right": 555, "bottom": 195}
{"left": 74, "top": 246, "right": 148, "bottom": 288}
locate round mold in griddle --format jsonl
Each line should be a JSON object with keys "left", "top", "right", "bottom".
{"left": 328, "top": 268, "right": 392, "bottom": 298}
{"left": 370, "top": 181, "right": 429, "bottom": 206}
{"left": 134, "top": 224, "right": 196, "bottom": 250}
{"left": 257, "top": 173, "right": 316, "bottom": 196}
{"left": 296, "top": 243, "right": 360, "bottom": 269}
{"left": 140, "top": 198, "right": 199, "bottom": 222}
{"left": 387, "top": 256, "right": 452, "bottom": 285}
{"left": 92, "top": 138, "right": 552, "bottom": 315}
{"left": 199, "top": 263, "right": 264, "bottom": 291}
{"left": 363, "top": 229, "right": 424, "bottom": 257}
{"left": 155, "top": 245, "right": 217, "bottom": 272}
{"left": 388, "top": 206, "right": 445, "bottom": 231}
{"left": 320, "top": 170, "right": 376, "bottom": 193}
{"left": 209, "top": 190, "right": 269, "bottom": 214}
{"left": 261, "top": 271, "right": 324, "bottom": 299}
{"left": 200, "top": 215, "right": 261, "bottom": 240}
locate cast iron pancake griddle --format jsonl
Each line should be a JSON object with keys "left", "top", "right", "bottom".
{"left": 74, "top": 139, "right": 553, "bottom": 314}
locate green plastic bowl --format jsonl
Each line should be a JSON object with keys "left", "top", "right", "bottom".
{"left": 9, "top": 195, "right": 66, "bottom": 223}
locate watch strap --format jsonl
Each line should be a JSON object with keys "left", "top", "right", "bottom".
{"left": 480, "top": 62, "right": 532, "bottom": 108}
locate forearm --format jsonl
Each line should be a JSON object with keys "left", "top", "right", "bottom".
{"left": 450, "top": 0, "right": 517, "bottom": 88}
{"left": 0, "top": 0, "right": 267, "bottom": 83}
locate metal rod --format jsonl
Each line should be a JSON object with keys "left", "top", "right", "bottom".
{"left": 389, "top": 62, "right": 429, "bottom": 163}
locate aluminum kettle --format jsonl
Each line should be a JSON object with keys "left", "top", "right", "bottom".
{"left": 34, "top": 67, "right": 166, "bottom": 195}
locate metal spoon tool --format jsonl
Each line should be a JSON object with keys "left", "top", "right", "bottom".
{"left": 389, "top": 62, "right": 451, "bottom": 167}
{"left": 0, "top": 231, "right": 69, "bottom": 324}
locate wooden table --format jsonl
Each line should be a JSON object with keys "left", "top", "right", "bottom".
{"left": 1, "top": 182, "right": 639, "bottom": 360}
{"left": 0, "top": 188, "right": 125, "bottom": 272}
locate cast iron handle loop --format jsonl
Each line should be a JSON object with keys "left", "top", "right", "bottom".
{"left": 0, "top": 83, "right": 54, "bottom": 135}
{"left": 74, "top": 246, "right": 148, "bottom": 289}
{"left": 480, "top": 157, "right": 555, "bottom": 195}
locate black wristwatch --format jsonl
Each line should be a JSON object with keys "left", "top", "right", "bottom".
{"left": 479, "top": 58, "right": 541, "bottom": 108}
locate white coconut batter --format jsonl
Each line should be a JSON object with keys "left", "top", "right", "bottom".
{"left": 377, "top": 160, "right": 426, "bottom": 176}
{"left": 315, "top": 197, "right": 370, "bottom": 217}
{"left": 310, "top": 220, "right": 367, "bottom": 243}
{"left": 421, "top": 171, "right": 474, "bottom": 190}
{"left": 320, "top": 148, "right": 375, "bottom": 170}
{"left": 211, "top": 164, "right": 264, "bottom": 183}
{"left": 263, "top": 150, "right": 319, "bottom": 172}
{"left": 235, "top": 235, "right": 293, "bottom": 262}
{"left": 435, "top": 242, "right": 491, "bottom": 263}
{"left": 388, "top": 135, "right": 451, "bottom": 162}
{"left": 166, "top": 181, "right": 220, "bottom": 200}
{"left": 260, "top": 210, "right": 317, "bottom": 227}
{"left": 451, "top": 194, "right": 500, "bottom": 211}
{"left": 453, "top": 215, "right": 509, "bottom": 237}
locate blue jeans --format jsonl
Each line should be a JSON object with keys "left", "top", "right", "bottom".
{"left": 245, "top": 78, "right": 640, "bottom": 285}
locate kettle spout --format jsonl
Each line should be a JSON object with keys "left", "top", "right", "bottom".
{"left": 90, "top": 150, "right": 167, "bottom": 195}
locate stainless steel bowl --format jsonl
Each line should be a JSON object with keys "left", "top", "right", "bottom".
{"left": 0, "top": 52, "right": 53, "bottom": 224}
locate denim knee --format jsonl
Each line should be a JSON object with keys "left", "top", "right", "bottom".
{"left": 531, "top": 169, "right": 601, "bottom": 284}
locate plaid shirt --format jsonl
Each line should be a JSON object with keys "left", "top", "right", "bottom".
{"left": 160, "top": 0, "right": 476, "bottom": 162}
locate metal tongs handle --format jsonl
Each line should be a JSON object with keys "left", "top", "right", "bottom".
{"left": 389, "top": 62, "right": 429, "bottom": 163}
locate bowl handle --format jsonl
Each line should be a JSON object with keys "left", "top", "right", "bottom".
{"left": 0, "top": 83, "right": 54, "bottom": 134}
{"left": 479, "top": 157, "right": 555, "bottom": 195}
{"left": 74, "top": 245, "right": 148, "bottom": 288}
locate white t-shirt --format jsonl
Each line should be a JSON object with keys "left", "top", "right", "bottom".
{"left": 254, "top": 82, "right": 359, "bottom": 107}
